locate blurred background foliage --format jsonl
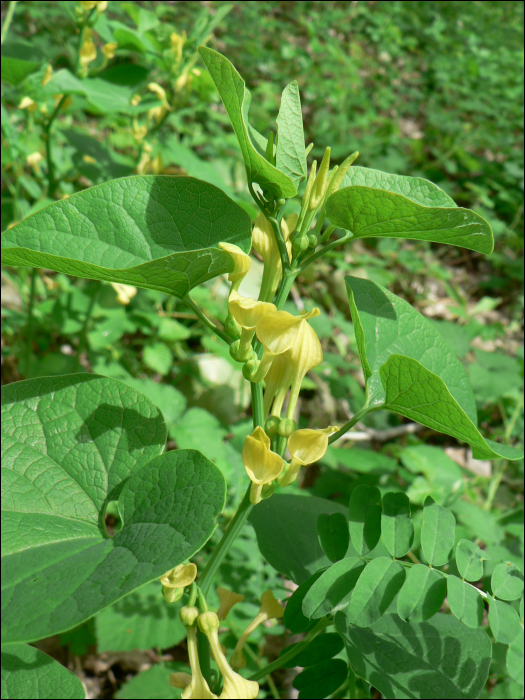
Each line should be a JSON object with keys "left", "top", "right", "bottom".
{"left": 1, "top": 1, "right": 523, "bottom": 698}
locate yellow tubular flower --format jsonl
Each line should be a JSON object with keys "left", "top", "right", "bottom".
{"left": 79, "top": 28, "right": 97, "bottom": 75}
{"left": 198, "top": 612, "right": 259, "bottom": 699}
{"left": 256, "top": 308, "right": 323, "bottom": 420}
{"left": 182, "top": 625, "right": 218, "bottom": 699}
{"left": 26, "top": 152, "right": 43, "bottom": 175}
{"left": 217, "top": 587, "right": 245, "bottom": 621}
{"left": 19, "top": 97, "right": 38, "bottom": 112}
{"left": 102, "top": 42, "right": 118, "bottom": 60}
{"left": 160, "top": 563, "right": 197, "bottom": 603}
{"left": 110, "top": 283, "right": 137, "bottom": 305}
{"left": 170, "top": 672, "right": 192, "bottom": 690}
{"left": 148, "top": 82, "right": 172, "bottom": 112}
{"left": 242, "top": 427, "right": 284, "bottom": 505}
{"left": 230, "top": 591, "right": 284, "bottom": 670}
{"left": 219, "top": 243, "right": 251, "bottom": 290}
{"left": 278, "top": 426, "right": 339, "bottom": 487}
{"left": 228, "top": 290, "right": 275, "bottom": 363}
{"left": 41, "top": 65, "right": 53, "bottom": 87}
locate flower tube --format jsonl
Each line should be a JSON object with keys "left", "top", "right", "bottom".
{"left": 230, "top": 591, "right": 284, "bottom": 669}
{"left": 278, "top": 426, "right": 339, "bottom": 487}
{"left": 228, "top": 291, "right": 276, "bottom": 363}
{"left": 242, "top": 427, "right": 284, "bottom": 504}
{"left": 198, "top": 612, "right": 259, "bottom": 699}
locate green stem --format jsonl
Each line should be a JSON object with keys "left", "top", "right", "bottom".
{"left": 76, "top": 282, "right": 100, "bottom": 368}
{"left": 1, "top": 0, "right": 17, "bottom": 44}
{"left": 269, "top": 216, "right": 291, "bottom": 275}
{"left": 184, "top": 294, "right": 232, "bottom": 345}
{"left": 198, "top": 485, "right": 253, "bottom": 597}
{"left": 248, "top": 618, "right": 330, "bottom": 681}
{"left": 44, "top": 95, "right": 67, "bottom": 197}
{"left": 243, "top": 642, "right": 280, "bottom": 698}
{"left": 23, "top": 268, "right": 37, "bottom": 373}
{"left": 197, "top": 631, "right": 212, "bottom": 686}
{"left": 328, "top": 406, "right": 372, "bottom": 445}
{"left": 274, "top": 271, "right": 296, "bottom": 311}
{"left": 297, "top": 232, "right": 352, "bottom": 273}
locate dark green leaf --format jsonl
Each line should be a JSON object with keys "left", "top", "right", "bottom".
{"left": 293, "top": 659, "right": 348, "bottom": 699}
{"left": 198, "top": 48, "right": 297, "bottom": 198}
{"left": 249, "top": 494, "right": 355, "bottom": 584}
{"left": 488, "top": 595, "right": 522, "bottom": 645}
{"left": 421, "top": 497, "right": 456, "bottom": 566}
{"left": 447, "top": 576, "right": 484, "bottom": 628}
{"left": 1, "top": 41, "right": 45, "bottom": 85}
{"left": 302, "top": 557, "right": 365, "bottom": 619}
{"left": 506, "top": 632, "right": 524, "bottom": 686}
{"left": 491, "top": 562, "right": 525, "bottom": 601}
{"left": 1, "top": 176, "right": 252, "bottom": 298}
{"left": 327, "top": 185, "right": 493, "bottom": 253}
{"left": 348, "top": 485, "right": 382, "bottom": 557}
{"left": 1, "top": 644, "right": 85, "bottom": 699}
{"left": 381, "top": 492, "right": 414, "bottom": 558}
{"left": 317, "top": 512, "right": 350, "bottom": 563}
{"left": 455, "top": 539, "right": 490, "bottom": 582}
{"left": 279, "top": 633, "right": 344, "bottom": 669}
{"left": 1, "top": 375, "right": 225, "bottom": 643}
{"left": 284, "top": 570, "right": 326, "bottom": 634}
{"left": 336, "top": 612, "right": 492, "bottom": 699}
{"left": 396, "top": 564, "right": 447, "bottom": 623}
{"left": 346, "top": 557, "right": 406, "bottom": 627}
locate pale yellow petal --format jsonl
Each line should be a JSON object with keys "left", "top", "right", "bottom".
{"left": 160, "top": 562, "right": 197, "bottom": 589}
{"left": 219, "top": 242, "right": 251, "bottom": 284}
{"left": 242, "top": 426, "right": 283, "bottom": 484}
{"left": 217, "top": 587, "right": 245, "bottom": 621}
{"left": 255, "top": 307, "right": 320, "bottom": 355}
{"left": 259, "top": 590, "right": 284, "bottom": 619}
{"left": 228, "top": 290, "right": 275, "bottom": 330}
{"left": 287, "top": 426, "right": 339, "bottom": 466}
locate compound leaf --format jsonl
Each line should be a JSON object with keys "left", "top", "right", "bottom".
{"left": 1, "top": 176, "right": 252, "bottom": 298}
{"left": 302, "top": 557, "right": 366, "bottom": 619}
{"left": 336, "top": 612, "right": 491, "bottom": 699}
{"left": 381, "top": 492, "right": 414, "bottom": 558}
{"left": 346, "top": 557, "right": 406, "bottom": 628}
{"left": 447, "top": 576, "right": 484, "bottom": 629}
{"left": 420, "top": 497, "right": 455, "bottom": 567}
{"left": 396, "top": 564, "right": 447, "bottom": 623}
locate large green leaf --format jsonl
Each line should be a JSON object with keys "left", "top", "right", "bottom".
{"left": 336, "top": 612, "right": 492, "bottom": 699}
{"left": 340, "top": 167, "right": 456, "bottom": 208}
{"left": 249, "top": 494, "right": 355, "bottom": 584}
{"left": 326, "top": 183, "right": 493, "bottom": 253}
{"left": 276, "top": 81, "right": 307, "bottom": 189}
{"left": 346, "top": 557, "right": 406, "bottom": 627}
{"left": 198, "top": 48, "right": 297, "bottom": 198}
{"left": 1, "top": 374, "right": 226, "bottom": 643}
{"left": 1, "top": 176, "right": 252, "bottom": 298}
{"left": 1, "top": 644, "right": 85, "bottom": 699}
{"left": 346, "top": 276, "right": 477, "bottom": 424}
{"left": 379, "top": 354, "right": 524, "bottom": 460}
{"left": 1, "top": 41, "right": 45, "bottom": 85}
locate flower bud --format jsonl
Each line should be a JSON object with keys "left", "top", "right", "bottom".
{"left": 309, "top": 147, "right": 331, "bottom": 210}
{"left": 264, "top": 416, "right": 280, "bottom": 438}
{"left": 278, "top": 418, "right": 297, "bottom": 438}
{"left": 197, "top": 611, "right": 220, "bottom": 635}
{"left": 308, "top": 232, "right": 319, "bottom": 248}
{"left": 180, "top": 606, "right": 200, "bottom": 627}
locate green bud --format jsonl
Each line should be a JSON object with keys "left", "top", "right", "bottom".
{"left": 198, "top": 610, "right": 220, "bottom": 634}
{"left": 278, "top": 418, "right": 298, "bottom": 438}
{"left": 230, "top": 339, "right": 255, "bottom": 363}
{"left": 276, "top": 198, "right": 286, "bottom": 209}
{"left": 225, "top": 314, "right": 241, "bottom": 338}
{"left": 179, "top": 605, "right": 200, "bottom": 626}
{"left": 242, "top": 358, "right": 259, "bottom": 381}
{"left": 292, "top": 234, "right": 309, "bottom": 252}
{"left": 309, "top": 147, "right": 331, "bottom": 210}
{"left": 308, "top": 233, "right": 319, "bottom": 248}
{"left": 163, "top": 586, "right": 184, "bottom": 604}
{"left": 265, "top": 416, "right": 280, "bottom": 438}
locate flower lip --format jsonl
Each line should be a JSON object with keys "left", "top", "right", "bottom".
{"left": 255, "top": 307, "right": 321, "bottom": 355}
{"left": 242, "top": 426, "right": 283, "bottom": 484}
{"left": 228, "top": 290, "right": 276, "bottom": 330}
{"left": 288, "top": 426, "right": 340, "bottom": 466}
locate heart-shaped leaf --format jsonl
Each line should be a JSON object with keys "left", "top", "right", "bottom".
{"left": 1, "top": 176, "right": 252, "bottom": 298}
{"left": 340, "top": 167, "right": 457, "bottom": 207}
{"left": 335, "top": 612, "right": 492, "bottom": 699}
{"left": 326, "top": 178, "right": 493, "bottom": 253}
{"left": 1, "top": 374, "right": 226, "bottom": 643}
{"left": 1, "top": 644, "right": 85, "bottom": 699}
{"left": 346, "top": 276, "right": 477, "bottom": 423}
{"left": 380, "top": 354, "right": 524, "bottom": 460}
{"left": 198, "top": 47, "right": 297, "bottom": 199}
{"left": 276, "top": 81, "right": 307, "bottom": 189}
